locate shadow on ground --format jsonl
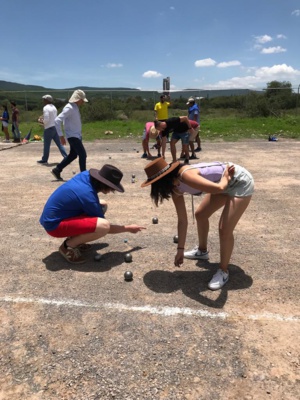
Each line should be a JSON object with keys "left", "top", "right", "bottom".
{"left": 143, "top": 263, "right": 253, "bottom": 309}
{"left": 43, "top": 245, "right": 143, "bottom": 272}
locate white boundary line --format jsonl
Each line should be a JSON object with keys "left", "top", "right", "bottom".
{"left": 1, "top": 296, "right": 299, "bottom": 322}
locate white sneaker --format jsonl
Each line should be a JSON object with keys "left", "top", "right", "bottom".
{"left": 184, "top": 246, "right": 209, "bottom": 260}
{"left": 208, "top": 269, "right": 229, "bottom": 290}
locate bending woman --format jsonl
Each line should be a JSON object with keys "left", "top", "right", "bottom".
{"left": 141, "top": 158, "right": 254, "bottom": 290}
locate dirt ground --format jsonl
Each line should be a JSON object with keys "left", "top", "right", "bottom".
{"left": 0, "top": 138, "right": 299, "bottom": 400}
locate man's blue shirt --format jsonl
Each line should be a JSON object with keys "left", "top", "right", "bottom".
{"left": 40, "top": 171, "right": 104, "bottom": 231}
{"left": 188, "top": 104, "right": 200, "bottom": 123}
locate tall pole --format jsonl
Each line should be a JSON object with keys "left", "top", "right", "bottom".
{"left": 297, "top": 84, "right": 300, "bottom": 115}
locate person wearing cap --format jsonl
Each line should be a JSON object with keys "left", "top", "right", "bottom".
{"left": 51, "top": 89, "right": 89, "bottom": 180}
{"left": 40, "top": 164, "right": 146, "bottom": 263}
{"left": 141, "top": 122, "right": 162, "bottom": 159}
{"left": 37, "top": 95, "right": 67, "bottom": 164}
{"left": 154, "top": 94, "right": 171, "bottom": 158}
{"left": 154, "top": 116, "right": 198, "bottom": 164}
{"left": 187, "top": 97, "right": 201, "bottom": 152}
{"left": 141, "top": 158, "right": 254, "bottom": 290}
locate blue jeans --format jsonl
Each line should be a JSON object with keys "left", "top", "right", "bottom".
{"left": 12, "top": 122, "right": 21, "bottom": 139}
{"left": 56, "top": 137, "right": 87, "bottom": 172}
{"left": 42, "top": 126, "right": 67, "bottom": 162}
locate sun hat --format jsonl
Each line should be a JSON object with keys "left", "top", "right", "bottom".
{"left": 186, "top": 97, "right": 195, "bottom": 105}
{"left": 149, "top": 125, "right": 159, "bottom": 139}
{"left": 42, "top": 94, "right": 53, "bottom": 102}
{"left": 89, "top": 164, "right": 124, "bottom": 192}
{"left": 141, "top": 158, "right": 180, "bottom": 187}
{"left": 69, "top": 89, "right": 88, "bottom": 103}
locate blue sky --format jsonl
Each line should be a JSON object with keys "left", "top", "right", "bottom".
{"left": 1, "top": 0, "right": 300, "bottom": 91}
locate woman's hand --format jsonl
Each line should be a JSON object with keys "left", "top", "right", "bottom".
{"left": 174, "top": 249, "right": 184, "bottom": 267}
{"left": 223, "top": 165, "right": 235, "bottom": 180}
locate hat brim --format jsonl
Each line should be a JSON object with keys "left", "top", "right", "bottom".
{"left": 69, "top": 96, "right": 89, "bottom": 103}
{"left": 141, "top": 161, "right": 180, "bottom": 187}
{"left": 89, "top": 169, "right": 124, "bottom": 192}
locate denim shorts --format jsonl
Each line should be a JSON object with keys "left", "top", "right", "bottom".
{"left": 171, "top": 131, "right": 190, "bottom": 145}
{"left": 223, "top": 164, "right": 254, "bottom": 197}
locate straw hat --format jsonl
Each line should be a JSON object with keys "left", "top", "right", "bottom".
{"left": 149, "top": 125, "right": 159, "bottom": 139}
{"left": 69, "top": 89, "right": 88, "bottom": 103}
{"left": 141, "top": 158, "right": 180, "bottom": 187}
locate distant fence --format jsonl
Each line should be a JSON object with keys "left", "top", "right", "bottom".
{"left": 1, "top": 88, "right": 299, "bottom": 123}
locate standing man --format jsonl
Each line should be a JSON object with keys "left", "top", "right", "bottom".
{"left": 51, "top": 89, "right": 88, "bottom": 181}
{"left": 154, "top": 94, "right": 171, "bottom": 159}
{"left": 187, "top": 97, "right": 201, "bottom": 152}
{"left": 37, "top": 95, "right": 67, "bottom": 164}
{"left": 10, "top": 102, "right": 21, "bottom": 143}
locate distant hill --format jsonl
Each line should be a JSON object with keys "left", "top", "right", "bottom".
{"left": 0, "top": 80, "right": 48, "bottom": 91}
{"left": 0, "top": 80, "right": 254, "bottom": 98}
{"left": 0, "top": 80, "right": 139, "bottom": 92}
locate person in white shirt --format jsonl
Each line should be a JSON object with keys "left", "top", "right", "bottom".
{"left": 37, "top": 95, "right": 67, "bottom": 164}
{"left": 51, "top": 90, "right": 88, "bottom": 181}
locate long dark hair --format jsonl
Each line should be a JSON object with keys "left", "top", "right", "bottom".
{"left": 150, "top": 164, "right": 182, "bottom": 206}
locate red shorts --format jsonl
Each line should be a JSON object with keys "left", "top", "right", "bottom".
{"left": 47, "top": 215, "right": 98, "bottom": 238}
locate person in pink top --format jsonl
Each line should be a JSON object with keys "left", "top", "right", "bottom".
{"left": 141, "top": 121, "right": 162, "bottom": 159}
{"left": 141, "top": 158, "right": 254, "bottom": 291}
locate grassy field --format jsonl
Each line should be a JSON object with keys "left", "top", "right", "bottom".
{"left": 4, "top": 112, "right": 300, "bottom": 142}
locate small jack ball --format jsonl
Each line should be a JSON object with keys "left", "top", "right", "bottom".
{"left": 94, "top": 254, "right": 102, "bottom": 261}
{"left": 152, "top": 217, "right": 158, "bottom": 224}
{"left": 124, "top": 271, "right": 133, "bottom": 281}
{"left": 124, "top": 253, "right": 132, "bottom": 263}
{"left": 173, "top": 235, "right": 179, "bottom": 243}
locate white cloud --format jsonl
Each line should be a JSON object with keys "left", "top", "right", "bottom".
{"left": 106, "top": 63, "right": 123, "bottom": 68}
{"left": 195, "top": 58, "right": 217, "bottom": 67}
{"left": 254, "top": 34, "right": 272, "bottom": 44}
{"left": 202, "top": 64, "right": 300, "bottom": 90}
{"left": 277, "top": 34, "right": 287, "bottom": 39}
{"left": 261, "top": 46, "right": 287, "bottom": 54}
{"left": 142, "top": 70, "right": 162, "bottom": 78}
{"left": 217, "top": 61, "right": 241, "bottom": 68}
{"left": 291, "top": 9, "right": 300, "bottom": 16}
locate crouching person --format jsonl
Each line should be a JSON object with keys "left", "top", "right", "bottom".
{"left": 40, "top": 164, "right": 146, "bottom": 263}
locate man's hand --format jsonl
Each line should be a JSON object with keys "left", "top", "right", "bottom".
{"left": 125, "top": 225, "right": 146, "bottom": 234}
{"left": 60, "top": 136, "right": 66, "bottom": 146}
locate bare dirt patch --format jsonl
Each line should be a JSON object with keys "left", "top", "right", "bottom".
{"left": 0, "top": 139, "right": 299, "bottom": 399}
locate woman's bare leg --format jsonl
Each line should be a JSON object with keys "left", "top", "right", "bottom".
{"left": 218, "top": 196, "right": 252, "bottom": 271}
{"left": 195, "top": 194, "right": 227, "bottom": 251}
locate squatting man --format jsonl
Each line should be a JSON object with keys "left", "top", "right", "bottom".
{"left": 40, "top": 164, "right": 146, "bottom": 264}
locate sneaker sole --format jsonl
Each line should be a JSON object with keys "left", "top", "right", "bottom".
{"left": 59, "top": 248, "right": 86, "bottom": 264}
{"left": 208, "top": 278, "right": 229, "bottom": 291}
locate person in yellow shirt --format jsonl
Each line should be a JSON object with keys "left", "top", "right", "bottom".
{"left": 154, "top": 95, "right": 171, "bottom": 159}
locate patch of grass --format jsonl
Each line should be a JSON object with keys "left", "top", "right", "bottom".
{"left": 14, "top": 114, "right": 300, "bottom": 142}
{"left": 201, "top": 116, "right": 300, "bottom": 141}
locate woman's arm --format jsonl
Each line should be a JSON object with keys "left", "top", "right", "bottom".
{"left": 181, "top": 165, "right": 235, "bottom": 194}
{"left": 172, "top": 192, "right": 188, "bottom": 267}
